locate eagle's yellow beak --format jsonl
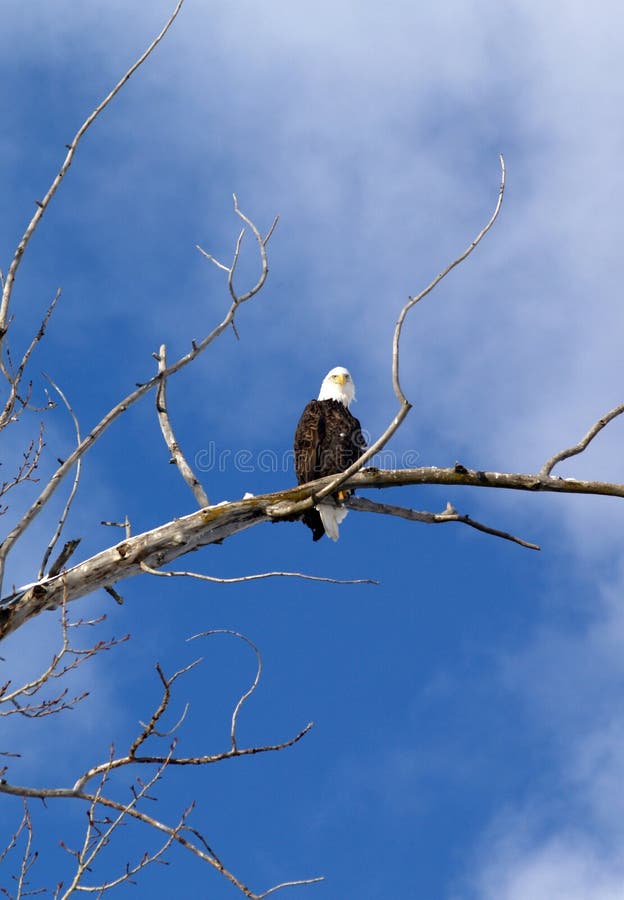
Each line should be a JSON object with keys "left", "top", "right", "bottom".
{"left": 334, "top": 373, "right": 347, "bottom": 385}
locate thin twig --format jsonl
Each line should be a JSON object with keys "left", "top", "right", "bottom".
{"left": 257, "top": 879, "right": 325, "bottom": 899}
{"left": 0, "top": 3, "right": 185, "bottom": 352}
{"left": 310, "top": 155, "right": 506, "bottom": 508}
{"left": 70, "top": 649, "right": 312, "bottom": 791}
{"left": 541, "top": 401, "right": 624, "bottom": 475}
{"left": 190, "top": 630, "right": 262, "bottom": 752}
{"left": 0, "top": 598, "right": 128, "bottom": 718}
{"left": 139, "top": 560, "right": 376, "bottom": 586}
{"left": 0, "top": 289, "right": 61, "bottom": 431}
{"left": 155, "top": 344, "right": 210, "bottom": 508}
{"left": 38, "top": 375, "right": 82, "bottom": 579}
{"left": 0, "top": 3, "right": 194, "bottom": 592}
{"left": 0, "top": 774, "right": 317, "bottom": 899}
{"left": 128, "top": 660, "right": 201, "bottom": 759}
{"left": 196, "top": 194, "right": 278, "bottom": 306}
{"left": 348, "top": 496, "right": 540, "bottom": 550}
{"left": 58, "top": 746, "right": 182, "bottom": 899}
{"left": 0, "top": 198, "right": 275, "bottom": 595}
{"left": 0, "top": 422, "right": 44, "bottom": 501}
{"left": 0, "top": 638, "right": 319, "bottom": 897}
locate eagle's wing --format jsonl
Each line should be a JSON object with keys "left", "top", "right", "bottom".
{"left": 293, "top": 400, "right": 366, "bottom": 542}
{"left": 294, "top": 400, "right": 325, "bottom": 484}
{"left": 321, "top": 404, "right": 366, "bottom": 471}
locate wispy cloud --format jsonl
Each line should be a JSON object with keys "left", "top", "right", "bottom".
{"left": 461, "top": 565, "right": 624, "bottom": 898}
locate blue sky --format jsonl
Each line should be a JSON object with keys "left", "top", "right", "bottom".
{"left": 2, "top": 1, "right": 624, "bottom": 897}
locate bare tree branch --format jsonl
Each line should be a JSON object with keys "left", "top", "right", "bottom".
{"left": 541, "top": 400, "right": 624, "bottom": 476}
{"left": 59, "top": 641, "right": 312, "bottom": 793}
{"left": 0, "top": 423, "right": 45, "bottom": 508}
{"left": 196, "top": 194, "right": 278, "bottom": 306}
{"left": 286, "top": 155, "right": 506, "bottom": 520}
{"left": 348, "top": 496, "right": 540, "bottom": 550}
{"left": 257, "top": 879, "right": 325, "bottom": 900}
{"left": 0, "top": 289, "right": 61, "bottom": 432}
{"left": 57, "top": 746, "right": 182, "bottom": 899}
{"left": 37, "top": 377, "right": 82, "bottom": 580}
{"left": 139, "top": 560, "right": 377, "bottom": 586}
{"left": 0, "top": 2, "right": 185, "bottom": 352}
{"left": 46, "top": 540, "right": 82, "bottom": 580}
{"left": 155, "top": 344, "right": 210, "bottom": 508}
{"left": 127, "top": 660, "right": 202, "bottom": 760}
{"left": 0, "top": 776, "right": 320, "bottom": 900}
{"left": 4, "top": 456, "right": 624, "bottom": 639}
{"left": 0, "top": 635, "right": 318, "bottom": 899}
{"left": 0, "top": 197, "right": 276, "bottom": 595}
{"left": 0, "top": 601, "right": 128, "bottom": 718}
{"left": 0, "top": 799, "right": 43, "bottom": 899}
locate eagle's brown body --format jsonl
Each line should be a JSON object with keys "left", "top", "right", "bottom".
{"left": 294, "top": 398, "right": 366, "bottom": 540}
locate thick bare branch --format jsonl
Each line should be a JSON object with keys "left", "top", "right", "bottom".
{"left": 3, "top": 461, "right": 624, "bottom": 639}
{"left": 155, "top": 344, "right": 210, "bottom": 508}
{"left": 46, "top": 540, "right": 82, "bottom": 579}
{"left": 0, "top": 198, "right": 276, "bottom": 595}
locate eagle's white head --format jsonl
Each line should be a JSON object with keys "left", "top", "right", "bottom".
{"left": 318, "top": 366, "right": 355, "bottom": 407}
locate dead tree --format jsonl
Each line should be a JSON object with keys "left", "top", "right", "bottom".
{"left": 1, "top": 1, "right": 623, "bottom": 896}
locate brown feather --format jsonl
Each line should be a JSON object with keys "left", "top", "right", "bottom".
{"left": 293, "top": 399, "right": 366, "bottom": 540}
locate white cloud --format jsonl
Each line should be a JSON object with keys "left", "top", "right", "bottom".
{"left": 5, "top": 0, "right": 624, "bottom": 497}
{"left": 471, "top": 825, "right": 624, "bottom": 900}
{"left": 462, "top": 563, "right": 624, "bottom": 899}
{"left": 4, "top": 4, "right": 624, "bottom": 897}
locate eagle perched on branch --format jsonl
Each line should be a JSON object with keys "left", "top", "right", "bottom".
{"left": 294, "top": 367, "right": 366, "bottom": 541}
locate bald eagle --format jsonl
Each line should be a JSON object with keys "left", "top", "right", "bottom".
{"left": 294, "top": 367, "right": 366, "bottom": 541}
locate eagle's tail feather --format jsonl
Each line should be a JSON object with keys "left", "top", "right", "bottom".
{"left": 318, "top": 502, "right": 348, "bottom": 542}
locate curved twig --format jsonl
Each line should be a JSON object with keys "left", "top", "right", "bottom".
{"left": 155, "top": 344, "right": 210, "bottom": 508}
{"left": 257, "top": 878, "right": 325, "bottom": 899}
{"left": 196, "top": 195, "right": 278, "bottom": 306}
{"left": 312, "top": 154, "right": 506, "bottom": 506}
{"left": 188, "top": 629, "right": 262, "bottom": 752}
{"left": 541, "top": 401, "right": 624, "bottom": 475}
